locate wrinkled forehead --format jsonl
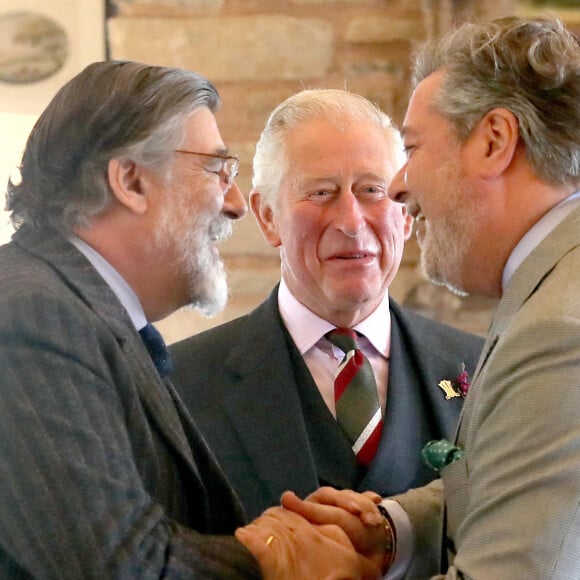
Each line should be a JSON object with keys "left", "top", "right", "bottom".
{"left": 287, "top": 117, "right": 402, "bottom": 165}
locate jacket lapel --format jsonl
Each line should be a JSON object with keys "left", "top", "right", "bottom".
{"left": 460, "top": 207, "right": 580, "bottom": 447}
{"left": 473, "top": 206, "right": 580, "bottom": 387}
{"left": 218, "top": 293, "right": 323, "bottom": 500}
{"left": 362, "top": 309, "right": 425, "bottom": 492}
{"left": 362, "top": 300, "right": 467, "bottom": 494}
{"left": 219, "top": 290, "right": 360, "bottom": 496}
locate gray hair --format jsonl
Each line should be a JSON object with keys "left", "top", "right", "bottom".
{"left": 7, "top": 60, "right": 220, "bottom": 230}
{"left": 252, "top": 88, "right": 404, "bottom": 207}
{"left": 412, "top": 15, "right": 580, "bottom": 188}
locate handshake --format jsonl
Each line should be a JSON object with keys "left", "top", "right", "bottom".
{"left": 235, "top": 487, "right": 395, "bottom": 580}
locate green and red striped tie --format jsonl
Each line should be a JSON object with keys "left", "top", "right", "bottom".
{"left": 326, "top": 328, "right": 383, "bottom": 466}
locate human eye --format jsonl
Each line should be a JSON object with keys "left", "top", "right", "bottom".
{"left": 306, "top": 188, "right": 333, "bottom": 201}
{"left": 358, "top": 183, "right": 387, "bottom": 201}
{"left": 403, "top": 144, "right": 416, "bottom": 159}
{"left": 204, "top": 158, "right": 223, "bottom": 174}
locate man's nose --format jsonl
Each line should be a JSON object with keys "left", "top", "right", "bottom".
{"left": 335, "top": 192, "right": 365, "bottom": 236}
{"left": 223, "top": 181, "right": 248, "bottom": 220}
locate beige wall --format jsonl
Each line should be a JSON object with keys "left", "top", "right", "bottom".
{"left": 106, "top": 0, "right": 521, "bottom": 342}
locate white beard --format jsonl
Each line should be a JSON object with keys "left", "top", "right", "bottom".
{"left": 184, "top": 215, "right": 231, "bottom": 317}
{"left": 155, "top": 194, "right": 233, "bottom": 317}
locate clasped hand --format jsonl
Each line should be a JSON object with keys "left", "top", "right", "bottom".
{"left": 235, "top": 487, "right": 388, "bottom": 579}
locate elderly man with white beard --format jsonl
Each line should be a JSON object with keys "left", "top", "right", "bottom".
{"left": 0, "top": 60, "right": 382, "bottom": 579}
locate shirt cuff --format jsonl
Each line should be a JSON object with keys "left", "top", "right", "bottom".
{"left": 381, "top": 499, "right": 413, "bottom": 580}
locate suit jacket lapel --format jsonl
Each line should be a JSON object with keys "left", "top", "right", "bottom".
{"left": 219, "top": 290, "right": 360, "bottom": 496}
{"left": 459, "top": 206, "right": 580, "bottom": 446}
{"left": 165, "top": 377, "right": 246, "bottom": 529}
{"left": 218, "top": 292, "right": 323, "bottom": 500}
{"left": 362, "top": 301, "right": 430, "bottom": 492}
{"left": 362, "top": 307, "right": 425, "bottom": 492}
{"left": 362, "top": 300, "right": 466, "bottom": 494}
{"left": 474, "top": 206, "right": 580, "bottom": 385}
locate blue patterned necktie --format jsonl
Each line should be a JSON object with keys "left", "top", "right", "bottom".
{"left": 139, "top": 323, "right": 173, "bottom": 378}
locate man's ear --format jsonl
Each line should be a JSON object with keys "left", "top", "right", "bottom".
{"left": 249, "top": 190, "right": 281, "bottom": 247}
{"left": 476, "top": 108, "right": 520, "bottom": 178}
{"left": 107, "top": 158, "right": 148, "bottom": 215}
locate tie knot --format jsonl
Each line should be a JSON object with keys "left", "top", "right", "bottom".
{"left": 139, "top": 323, "right": 173, "bottom": 378}
{"left": 326, "top": 328, "right": 359, "bottom": 354}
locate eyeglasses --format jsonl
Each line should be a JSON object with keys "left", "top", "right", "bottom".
{"left": 174, "top": 149, "right": 239, "bottom": 187}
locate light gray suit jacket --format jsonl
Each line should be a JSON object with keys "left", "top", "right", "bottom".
{"left": 0, "top": 225, "right": 260, "bottom": 579}
{"left": 394, "top": 206, "right": 580, "bottom": 579}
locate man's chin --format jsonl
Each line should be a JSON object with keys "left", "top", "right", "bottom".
{"left": 324, "top": 286, "right": 384, "bottom": 316}
{"left": 185, "top": 276, "right": 229, "bottom": 318}
{"left": 198, "top": 293, "right": 228, "bottom": 317}
{"left": 422, "top": 261, "right": 469, "bottom": 298}
{"left": 330, "top": 281, "right": 382, "bottom": 303}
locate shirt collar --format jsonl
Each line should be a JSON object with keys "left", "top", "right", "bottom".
{"left": 502, "top": 191, "right": 580, "bottom": 291}
{"left": 68, "top": 235, "right": 147, "bottom": 331}
{"left": 277, "top": 278, "right": 391, "bottom": 357}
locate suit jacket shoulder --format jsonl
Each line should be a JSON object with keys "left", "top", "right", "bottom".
{"left": 389, "top": 299, "right": 484, "bottom": 366}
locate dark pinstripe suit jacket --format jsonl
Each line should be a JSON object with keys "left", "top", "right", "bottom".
{"left": 0, "top": 225, "right": 260, "bottom": 579}
{"left": 170, "top": 286, "right": 484, "bottom": 521}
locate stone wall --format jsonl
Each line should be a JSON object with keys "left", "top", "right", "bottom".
{"left": 107, "top": 0, "right": 516, "bottom": 343}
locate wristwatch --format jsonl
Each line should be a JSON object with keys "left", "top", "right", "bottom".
{"left": 377, "top": 504, "right": 397, "bottom": 573}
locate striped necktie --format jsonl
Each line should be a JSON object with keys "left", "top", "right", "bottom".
{"left": 326, "top": 328, "right": 383, "bottom": 466}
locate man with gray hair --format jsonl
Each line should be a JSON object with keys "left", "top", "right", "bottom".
{"left": 288, "top": 15, "right": 580, "bottom": 579}
{"left": 0, "top": 61, "right": 382, "bottom": 579}
{"left": 171, "top": 88, "right": 483, "bottom": 521}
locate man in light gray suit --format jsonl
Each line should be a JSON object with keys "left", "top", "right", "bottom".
{"left": 0, "top": 61, "right": 381, "bottom": 579}
{"left": 284, "top": 15, "right": 580, "bottom": 579}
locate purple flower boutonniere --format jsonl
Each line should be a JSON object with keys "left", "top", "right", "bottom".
{"left": 456, "top": 364, "right": 470, "bottom": 397}
{"left": 438, "top": 363, "right": 470, "bottom": 400}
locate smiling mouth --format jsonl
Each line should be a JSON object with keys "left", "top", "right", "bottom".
{"left": 331, "top": 251, "right": 376, "bottom": 261}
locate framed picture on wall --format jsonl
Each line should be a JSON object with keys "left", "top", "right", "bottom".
{"left": 0, "top": 0, "right": 106, "bottom": 115}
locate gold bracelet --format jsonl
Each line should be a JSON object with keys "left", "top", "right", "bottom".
{"left": 377, "top": 504, "right": 397, "bottom": 573}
